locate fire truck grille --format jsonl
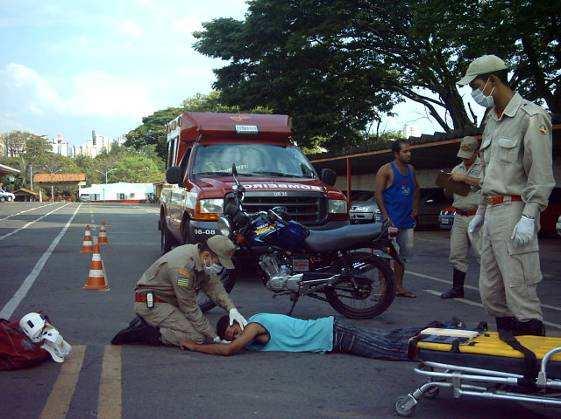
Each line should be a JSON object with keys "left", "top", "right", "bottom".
{"left": 242, "top": 194, "right": 326, "bottom": 225}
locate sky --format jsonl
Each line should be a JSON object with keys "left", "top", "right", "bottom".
{"left": 0, "top": 0, "right": 482, "bottom": 146}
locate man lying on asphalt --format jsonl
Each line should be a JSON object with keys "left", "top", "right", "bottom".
{"left": 180, "top": 313, "right": 438, "bottom": 360}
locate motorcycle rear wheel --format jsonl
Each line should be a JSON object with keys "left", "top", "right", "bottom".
{"left": 198, "top": 270, "right": 237, "bottom": 313}
{"left": 325, "top": 252, "right": 395, "bottom": 319}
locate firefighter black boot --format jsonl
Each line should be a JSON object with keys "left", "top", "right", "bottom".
{"left": 515, "top": 319, "right": 546, "bottom": 337}
{"left": 441, "top": 269, "right": 465, "bottom": 299}
{"left": 111, "top": 316, "right": 162, "bottom": 346}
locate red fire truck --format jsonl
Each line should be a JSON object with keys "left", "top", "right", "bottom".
{"left": 159, "top": 112, "right": 348, "bottom": 253}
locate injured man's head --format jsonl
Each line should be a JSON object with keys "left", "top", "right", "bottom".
{"left": 217, "top": 315, "right": 243, "bottom": 341}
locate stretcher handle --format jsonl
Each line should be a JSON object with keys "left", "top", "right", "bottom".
{"left": 537, "top": 346, "right": 561, "bottom": 386}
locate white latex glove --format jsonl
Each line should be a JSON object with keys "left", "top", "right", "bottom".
{"left": 468, "top": 206, "right": 485, "bottom": 234}
{"left": 511, "top": 215, "right": 535, "bottom": 247}
{"left": 229, "top": 308, "right": 248, "bottom": 330}
{"left": 212, "top": 336, "right": 231, "bottom": 344}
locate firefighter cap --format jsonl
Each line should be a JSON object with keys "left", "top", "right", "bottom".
{"left": 457, "top": 136, "right": 479, "bottom": 159}
{"left": 207, "top": 235, "right": 236, "bottom": 269}
{"left": 458, "top": 55, "right": 508, "bottom": 86}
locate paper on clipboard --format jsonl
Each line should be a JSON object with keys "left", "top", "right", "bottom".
{"left": 436, "top": 170, "right": 470, "bottom": 196}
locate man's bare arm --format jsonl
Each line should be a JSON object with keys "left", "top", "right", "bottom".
{"left": 180, "top": 323, "right": 262, "bottom": 356}
{"left": 375, "top": 164, "right": 392, "bottom": 224}
{"left": 412, "top": 167, "right": 421, "bottom": 218}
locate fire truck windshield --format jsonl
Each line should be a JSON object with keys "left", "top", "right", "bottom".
{"left": 192, "top": 143, "right": 317, "bottom": 178}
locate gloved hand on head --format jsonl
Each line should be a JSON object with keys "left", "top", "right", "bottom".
{"left": 229, "top": 308, "right": 247, "bottom": 330}
{"left": 212, "top": 336, "right": 231, "bottom": 344}
{"left": 511, "top": 215, "right": 535, "bottom": 247}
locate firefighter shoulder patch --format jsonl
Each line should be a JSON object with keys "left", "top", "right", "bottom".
{"left": 176, "top": 268, "right": 191, "bottom": 287}
{"left": 176, "top": 277, "right": 190, "bottom": 287}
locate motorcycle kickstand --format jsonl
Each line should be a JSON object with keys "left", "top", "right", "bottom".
{"left": 287, "top": 294, "right": 299, "bottom": 316}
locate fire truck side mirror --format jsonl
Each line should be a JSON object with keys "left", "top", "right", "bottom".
{"left": 320, "top": 168, "right": 337, "bottom": 187}
{"left": 165, "top": 166, "right": 182, "bottom": 185}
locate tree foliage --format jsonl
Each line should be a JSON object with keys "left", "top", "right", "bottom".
{"left": 78, "top": 145, "right": 165, "bottom": 185}
{"left": 193, "top": 0, "right": 560, "bottom": 151}
{"left": 124, "top": 106, "right": 183, "bottom": 163}
{"left": 0, "top": 131, "right": 79, "bottom": 190}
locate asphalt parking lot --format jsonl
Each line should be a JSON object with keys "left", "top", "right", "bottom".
{"left": 1, "top": 202, "right": 560, "bottom": 418}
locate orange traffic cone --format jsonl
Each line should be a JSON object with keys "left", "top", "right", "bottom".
{"left": 98, "top": 223, "right": 109, "bottom": 245}
{"left": 81, "top": 226, "right": 93, "bottom": 253}
{"left": 83, "top": 241, "right": 109, "bottom": 291}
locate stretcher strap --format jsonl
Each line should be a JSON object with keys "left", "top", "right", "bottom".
{"left": 498, "top": 329, "right": 539, "bottom": 388}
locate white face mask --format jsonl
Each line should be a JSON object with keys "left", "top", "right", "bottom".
{"left": 204, "top": 263, "right": 224, "bottom": 276}
{"left": 471, "top": 79, "right": 495, "bottom": 108}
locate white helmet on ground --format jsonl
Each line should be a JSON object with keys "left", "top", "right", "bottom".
{"left": 40, "top": 326, "right": 72, "bottom": 363}
{"left": 19, "top": 312, "right": 47, "bottom": 343}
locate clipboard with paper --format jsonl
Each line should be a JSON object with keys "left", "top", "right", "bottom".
{"left": 436, "top": 170, "right": 470, "bottom": 196}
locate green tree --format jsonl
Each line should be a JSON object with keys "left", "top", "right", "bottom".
{"left": 112, "top": 154, "right": 164, "bottom": 183}
{"left": 73, "top": 154, "right": 101, "bottom": 185}
{"left": 194, "top": 0, "right": 559, "bottom": 149}
{"left": 194, "top": 3, "right": 398, "bottom": 151}
{"left": 125, "top": 106, "right": 183, "bottom": 161}
{"left": 0, "top": 131, "right": 64, "bottom": 189}
{"left": 73, "top": 145, "right": 165, "bottom": 185}
{"left": 474, "top": 0, "right": 561, "bottom": 112}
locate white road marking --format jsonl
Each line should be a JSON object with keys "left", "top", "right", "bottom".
{"left": 0, "top": 203, "right": 70, "bottom": 241}
{"left": 423, "top": 289, "right": 561, "bottom": 330}
{"left": 0, "top": 202, "right": 54, "bottom": 222}
{"left": 0, "top": 204, "right": 81, "bottom": 319}
{"left": 408, "top": 270, "right": 561, "bottom": 313}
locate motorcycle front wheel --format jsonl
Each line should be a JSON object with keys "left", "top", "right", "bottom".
{"left": 325, "top": 252, "right": 396, "bottom": 319}
{"left": 198, "top": 269, "right": 237, "bottom": 313}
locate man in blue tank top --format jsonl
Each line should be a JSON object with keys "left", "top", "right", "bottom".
{"left": 179, "top": 313, "right": 431, "bottom": 360}
{"left": 375, "top": 140, "right": 420, "bottom": 298}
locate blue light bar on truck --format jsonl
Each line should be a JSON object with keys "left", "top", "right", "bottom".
{"left": 235, "top": 124, "right": 259, "bottom": 134}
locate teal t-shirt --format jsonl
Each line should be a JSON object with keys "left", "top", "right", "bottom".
{"left": 247, "top": 313, "right": 334, "bottom": 353}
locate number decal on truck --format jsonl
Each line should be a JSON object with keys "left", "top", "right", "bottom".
{"left": 194, "top": 228, "right": 216, "bottom": 236}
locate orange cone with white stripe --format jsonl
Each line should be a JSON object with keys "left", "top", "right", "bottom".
{"left": 83, "top": 242, "right": 109, "bottom": 291}
{"left": 81, "top": 226, "right": 93, "bottom": 253}
{"left": 98, "top": 223, "right": 109, "bottom": 245}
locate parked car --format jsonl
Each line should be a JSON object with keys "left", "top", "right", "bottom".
{"left": 349, "top": 191, "right": 382, "bottom": 224}
{"left": 417, "top": 188, "right": 452, "bottom": 230}
{"left": 0, "top": 189, "right": 15, "bottom": 202}
{"left": 438, "top": 205, "right": 456, "bottom": 230}
{"left": 556, "top": 214, "right": 561, "bottom": 237}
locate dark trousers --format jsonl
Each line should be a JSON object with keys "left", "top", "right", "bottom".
{"left": 332, "top": 319, "right": 426, "bottom": 361}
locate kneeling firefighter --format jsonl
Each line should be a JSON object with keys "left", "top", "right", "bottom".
{"left": 112, "top": 235, "right": 247, "bottom": 346}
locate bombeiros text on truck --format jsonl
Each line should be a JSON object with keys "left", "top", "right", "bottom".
{"left": 160, "top": 112, "right": 399, "bottom": 317}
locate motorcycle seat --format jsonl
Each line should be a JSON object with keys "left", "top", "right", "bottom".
{"left": 305, "top": 223, "right": 384, "bottom": 253}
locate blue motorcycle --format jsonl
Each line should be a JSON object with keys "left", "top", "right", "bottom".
{"left": 211, "top": 164, "right": 401, "bottom": 319}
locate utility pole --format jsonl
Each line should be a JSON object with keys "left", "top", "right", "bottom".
{"left": 95, "top": 168, "right": 117, "bottom": 201}
{"left": 43, "top": 165, "right": 61, "bottom": 202}
{"left": 29, "top": 164, "right": 33, "bottom": 190}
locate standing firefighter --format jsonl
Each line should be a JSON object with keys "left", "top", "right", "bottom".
{"left": 441, "top": 136, "right": 483, "bottom": 299}
{"left": 112, "top": 236, "right": 247, "bottom": 346}
{"left": 459, "top": 55, "right": 555, "bottom": 336}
